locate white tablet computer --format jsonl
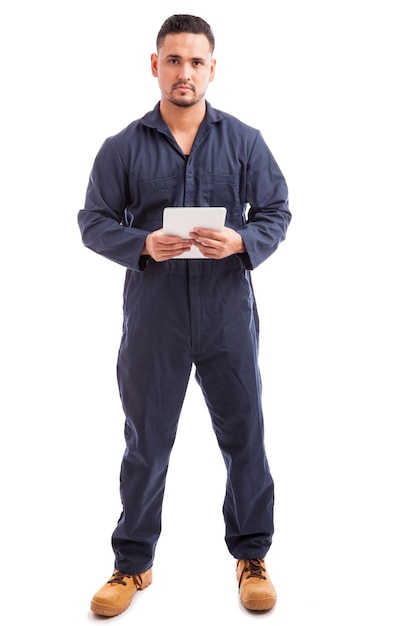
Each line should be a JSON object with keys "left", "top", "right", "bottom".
{"left": 162, "top": 207, "right": 227, "bottom": 259}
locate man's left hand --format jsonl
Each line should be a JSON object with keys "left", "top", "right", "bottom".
{"left": 189, "top": 226, "right": 246, "bottom": 259}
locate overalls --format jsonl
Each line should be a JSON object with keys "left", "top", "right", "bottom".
{"left": 78, "top": 101, "right": 291, "bottom": 574}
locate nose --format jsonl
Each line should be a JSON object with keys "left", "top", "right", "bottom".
{"left": 177, "top": 63, "right": 192, "bottom": 82}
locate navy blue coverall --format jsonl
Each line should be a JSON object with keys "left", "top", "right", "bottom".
{"left": 78, "top": 102, "right": 291, "bottom": 574}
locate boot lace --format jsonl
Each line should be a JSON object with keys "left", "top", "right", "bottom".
{"left": 242, "top": 558, "right": 267, "bottom": 581}
{"left": 107, "top": 570, "right": 143, "bottom": 589}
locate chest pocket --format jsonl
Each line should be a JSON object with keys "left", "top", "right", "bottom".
{"left": 136, "top": 175, "right": 179, "bottom": 227}
{"left": 202, "top": 173, "right": 240, "bottom": 213}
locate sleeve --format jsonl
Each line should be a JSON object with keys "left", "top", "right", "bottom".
{"left": 236, "top": 131, "right": 291, "bottom": 270}
{"left": 77, "top": 138, "right": 149, "bottom": 271}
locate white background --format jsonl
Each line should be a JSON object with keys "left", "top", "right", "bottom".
{"left": 1, "top": 1, "right": 416, "bottom": 624}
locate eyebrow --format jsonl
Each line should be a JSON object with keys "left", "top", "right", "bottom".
{"left": 166, "top": 54, "right": 206, "bottom": 62}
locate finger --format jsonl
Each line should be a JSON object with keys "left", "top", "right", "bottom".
{"left": 190, "top": 228, "right": 223, "bottom": 240}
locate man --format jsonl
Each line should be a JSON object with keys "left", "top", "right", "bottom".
{"left": 78, "top": 14, "right": 291, "bottom": 616}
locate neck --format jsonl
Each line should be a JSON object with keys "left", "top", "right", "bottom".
{"left": 159, "top": 99, "right": 206, "bottom": 133}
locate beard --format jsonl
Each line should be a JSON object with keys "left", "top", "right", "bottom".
{"left": 167, "top": 96, "right": 198, "bottom": 108}
{"left": 162, "top": 83, "right": 204, "bottom": 108}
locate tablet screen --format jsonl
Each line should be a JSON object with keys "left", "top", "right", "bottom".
{"left": 162, "top": 207, "right": 227, "bottom": 258}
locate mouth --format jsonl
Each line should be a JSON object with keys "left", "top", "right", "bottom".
{"left": 174, "top": 84, "right": 194, "bottom": 92}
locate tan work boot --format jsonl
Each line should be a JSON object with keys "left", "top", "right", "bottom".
{"left": 91, "top": 568, "right": 152, "bottom": 616}
{"left": 236, "top": 558, "right": 277, "bottom": 611}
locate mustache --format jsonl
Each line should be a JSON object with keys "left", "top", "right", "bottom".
{"left": 172, "top": 82, "right": 195, "bottom": 91}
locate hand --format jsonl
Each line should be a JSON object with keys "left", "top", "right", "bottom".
{"left": 142, "top": 228, "right": 192, "bottom": 261}
{"left": 189, "top": 226, "right": 246, "bottom": 259}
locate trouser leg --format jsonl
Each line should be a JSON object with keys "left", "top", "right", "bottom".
{"left": 111, "top": 266, "right": 192, "bottom": 573}
{"left": 192, "top": 265, "right": 274, "bottom": 559}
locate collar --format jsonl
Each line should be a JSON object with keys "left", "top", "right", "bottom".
{"left": 140, "top": 101, "right": 226, "bottom": 131}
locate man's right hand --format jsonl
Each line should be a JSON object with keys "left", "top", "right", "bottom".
{"left": 142, "top": 228, "right": 192, "bottom": 261}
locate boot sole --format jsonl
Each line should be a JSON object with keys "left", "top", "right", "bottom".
{"left": 91, "top": 598, "right": 133, "bottom": 617}
{"left": 241, "top": 596, "right": 277, "bottom": 611}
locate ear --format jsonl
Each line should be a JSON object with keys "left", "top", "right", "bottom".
{"left": 151, "top": 53, "right": 158, "bottom": 77}
{"left": 209, "top": 58, "right": 216, "bottom": 83}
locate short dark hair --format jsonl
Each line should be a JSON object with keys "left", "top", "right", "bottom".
{"left": 156, "top": 14, "right": 215, "bottom": 53}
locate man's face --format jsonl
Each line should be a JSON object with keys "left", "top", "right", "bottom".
{"left": 151, "top": 33, "right": 216, "bottom": 108}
